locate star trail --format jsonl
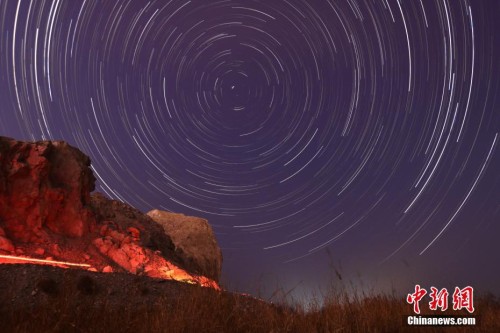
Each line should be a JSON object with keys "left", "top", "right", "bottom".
{"left": 1, "top": 0, "right": 499, "bottom": 297}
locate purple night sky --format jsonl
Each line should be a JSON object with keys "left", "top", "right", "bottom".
{"left": 1, "top": 0, "right": 499, "bottom": 300}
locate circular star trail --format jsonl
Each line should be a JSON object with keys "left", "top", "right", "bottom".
{"left": 1, "top": 0, "right": 499, "bottom": 294}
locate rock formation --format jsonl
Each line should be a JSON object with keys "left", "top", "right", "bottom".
{"left": 90, "top": 193, "right": 179, "bottom": 269}
{"left": 0, "top": 137, "right": 96, "bottom": 242}
{"left": 147, "top": 210, "right": 223, "bottom": 282}
{"left": 0, "top": 136, "right": 220, "bottom": 288}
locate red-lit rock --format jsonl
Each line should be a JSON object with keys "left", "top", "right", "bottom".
{"left": 34, "top": 248, "right": 45, "bottom": 256}
{"left": 127, "top": 227, "right": 140, "bottom": 240}
{"left": 50, "top": 244, "right": 62, "bottom": 257}
{"left": 0, "top": 137, "right": 95, "bottom": 242}
{"left": 0, "top": 236, "right": 15, "bottom": 253}
{"left": 0, "top": 137, "right": 221, "bottom": 289}
{"left": 107, "top": 246, "right": 133, "bottom": 272}
{"left": 147, "top": 209, "right": 223, "bottom": 282}
{"left": 92, "top": 237, "right": 114, "bottom": 254}
{"left": 90, "top": 193, "right": 182, "bottom": 268}
{"left": 102, "top": 265, "right": 113, "bottom": 273}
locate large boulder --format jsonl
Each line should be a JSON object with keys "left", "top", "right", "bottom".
{"left": 0, "top": 137, "right": 96, "bottom": 242}
{"left": 147, "top": 209, "right": 222, "bottom": 282}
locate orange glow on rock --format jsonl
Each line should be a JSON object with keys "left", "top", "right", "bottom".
{"left": 0, "top": 254, "right": 91, "bottom": 268}
{"left": 0, "top": 254, "right": 220, "bottom": 290}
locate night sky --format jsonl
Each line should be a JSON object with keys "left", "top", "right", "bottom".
{"left": 0, "top": 0, "right": 499, "bottom": 300}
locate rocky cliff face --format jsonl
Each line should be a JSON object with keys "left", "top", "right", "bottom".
{"left": 0, "top": 137, "right": 95, "bottom": 242}
{"left": 148, "top": 209, "right": 223, "bottom": 282}
{"left": 0, "top": 137, "right": 221, "bottom": 288}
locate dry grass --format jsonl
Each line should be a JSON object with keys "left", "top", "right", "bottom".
{"left": 1, "top": 265, "right": 499, "bottom": 332}
{"left": 2, "top": 283, "right": 499, "bottom": 332}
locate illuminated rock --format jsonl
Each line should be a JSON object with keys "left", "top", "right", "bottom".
{"left": 0, "top": 236, "right": 14, "bottom": 253}
{"left": 0, "top": 227, "right": 12, "bottom": 252}
{"left": 102, "top": 265, "right": 113, "bottom": 273}
{"left": 34, "top": 248, "right": 45, "bottom": 256}
{"left": 0, "top": 137, "right": 95, "bottom": 242}
{"left": 147, "top": 209, "right": 222, "bottom": 282}
{"left": 90, "top": 193, "right": 180, "bottom": 267}
{"left": 0, "top": 137, "right": 220, "bottom": 289}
